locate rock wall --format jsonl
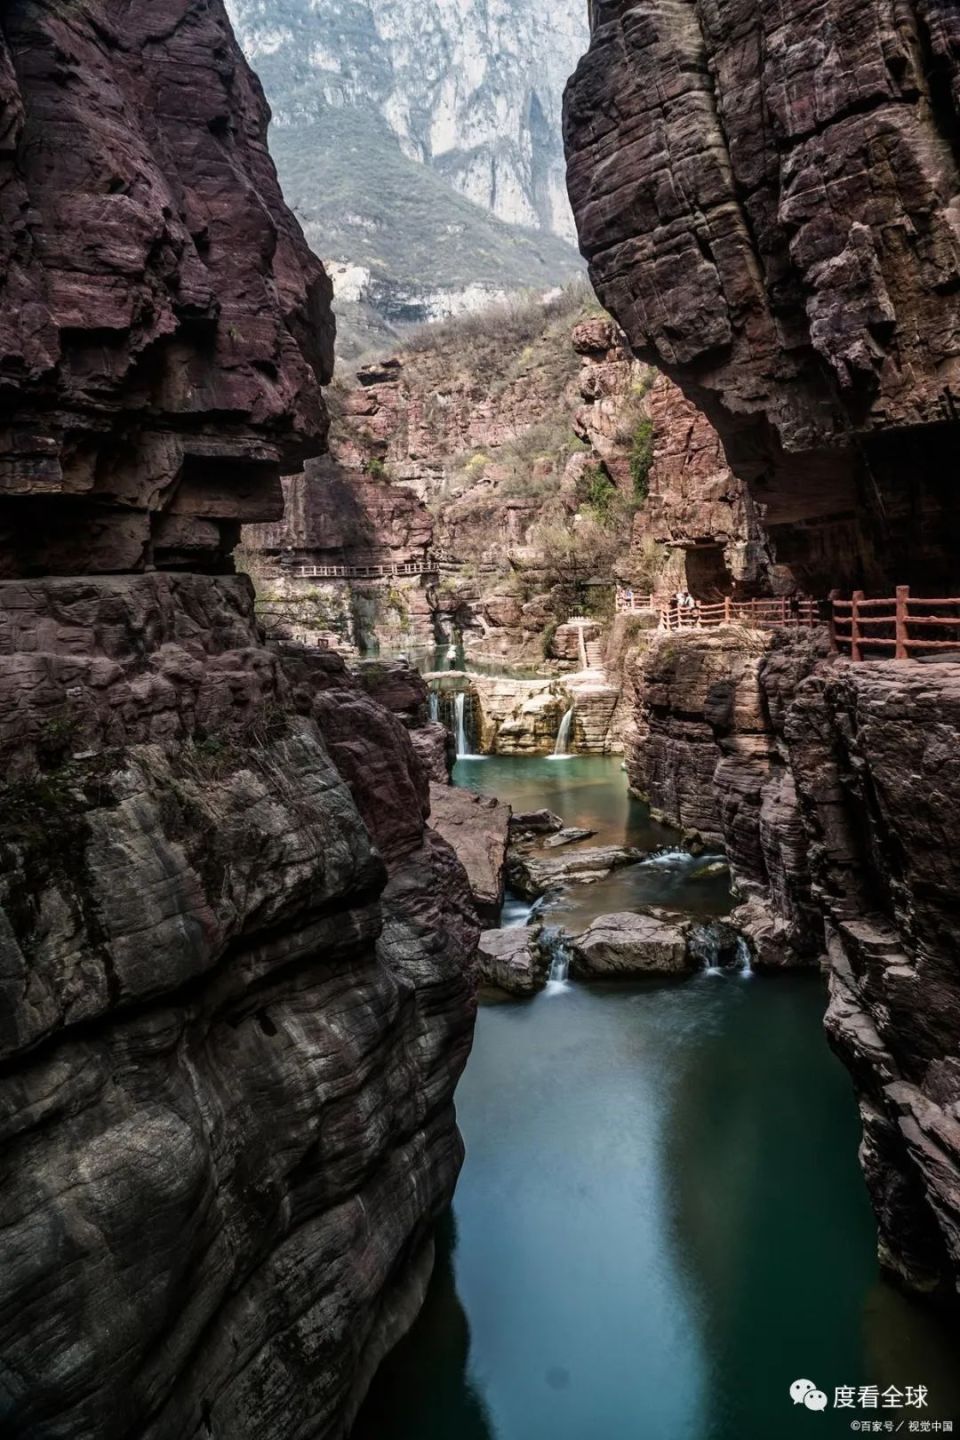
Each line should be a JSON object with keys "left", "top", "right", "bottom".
{"left": 627, "top": 628, "right": 960, "bottom": 1299}
{"left": 565, "top": 0, "right": 960, "bottom": 593}
{"left": 0, "top": 4, "right": 478, "bottom": 1435}
{"left": 0, "top": 0, "right": 333, "bottom": 577}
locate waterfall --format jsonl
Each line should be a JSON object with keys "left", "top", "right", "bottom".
{"left": 577, "top": 625, "right": 588, "bottom": 670}
{"left": 454, "top": 691, "right": 477, "bottom": 759}
{"left": 737, "top": 937, "right": 754, "bottom": 978}
{"left": 542, "top": 928, "right": 571, "bottom": 992}
{"left": 429, "top": 691, "right": 439, "bottom": 723}
{"left": 551, "top": 706, "right": 575, "bottom": 759}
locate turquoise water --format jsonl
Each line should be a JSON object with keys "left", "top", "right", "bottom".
{"left": 354, "top": 758, "right": 960, "bottom": 1440}
{"left": 456, "top": 755, "right": 733, "bottom": 927}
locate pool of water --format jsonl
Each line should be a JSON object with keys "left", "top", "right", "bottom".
{"left": 353, "top": 755, "right": 960, "bottom": 1440}
{"left": 355, "top": 976, "right": 960, "bottom": 1440}
{"left": 455, "top": 755, "right": 733, "bottom": 928}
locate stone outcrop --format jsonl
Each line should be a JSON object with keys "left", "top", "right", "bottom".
{"left": 569, "top": 909, "right": 692, "bottom": 976}
{"left": 786, "top": 662, "right": 960, "bottom": 1301}
{"left": 627, "top": 628, "right": 830, "bottom": 969}
{"left": 507, "top": 844, "right": 645, "bottom": 900}
{"left": 427, "top": 783, "right": 511, "bottom": 926}
{"left": 477, "top": 926, "right": 550, "bottom": 995}
{"left": 0, "top": 4, "right": 479, "bottom": 1436}
{"left": 0, "top": 588, "right": 479, "bottom": 1440}
{"left": 0, "top": 0, "right": 333, "bottom": 577}
{"left": 565, "top": 0, "right": 960, "bottom": 593}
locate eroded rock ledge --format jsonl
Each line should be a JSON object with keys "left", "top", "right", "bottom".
{"left": 0, "top": 576, "right": 479, "bottom": 1439}
{"left": 0, "top": 2, "right": 478, "bottom": 1434}
{"left": 565, "top": 0, "right": 960, "bottom": 592}
{"left": 627, "top": 629, "right": 960, "bottom": 1302}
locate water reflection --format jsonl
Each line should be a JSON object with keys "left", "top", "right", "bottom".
{"left": 352, "top": 1213, "right": 494, "bottom": 1440}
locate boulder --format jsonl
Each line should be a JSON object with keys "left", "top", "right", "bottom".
{"left": 507, "top": 845, "right": 646, "bottom": 898}
{"left": 477, "top": 927, "right": 549, "bottom": 996}
{"left": 569, "top": 911, "right": 692, "bottom": 977}
{"left": 510, "top": 808, "right": 564, "bottom": 835}
{"left": 429, "top": 784, "right": 511, "bottom": 924}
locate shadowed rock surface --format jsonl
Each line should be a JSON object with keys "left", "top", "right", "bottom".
{"left": 0, "top": 3, "right": 479, "bottom": 1436}
{"left": 565, "top": 0, "right": 960, "bottom": 593}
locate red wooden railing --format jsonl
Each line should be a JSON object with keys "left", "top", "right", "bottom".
{"left": 832, "top": 587, "right": 960, "bottom": 660}
{"left": 657, "top": 596, "right": 820, "bottom": 631}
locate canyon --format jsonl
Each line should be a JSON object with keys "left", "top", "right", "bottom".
{"left": 2, "top": 0, "right": 960, "bottom": 1437}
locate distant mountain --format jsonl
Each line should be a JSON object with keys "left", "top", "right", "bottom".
{"left": 226, "top": 0, "right": 589, "bottom": 355}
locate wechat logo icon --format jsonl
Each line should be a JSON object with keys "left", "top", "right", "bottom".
{"left": 790, "top": 1379, "right": 829, "bottom": 1412}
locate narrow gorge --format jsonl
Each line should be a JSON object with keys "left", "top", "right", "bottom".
{"left": 2, "top": 2, "right": 960, "bottom": 1439}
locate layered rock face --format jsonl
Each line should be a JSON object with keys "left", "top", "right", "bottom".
{"left": 565, "top": 0, "right": 960, "bottom": 592}
{"left": 0, "top": 4, "right": 478, "bottom": 1435}
{"left": 788, "top": 662, "right": 960, "bottom": 1299}
{"left": 0, "top": 0, "right": 333, "bottom": 577}
{"left": 627, "top": 628, "right": 960, "bottom": 1297}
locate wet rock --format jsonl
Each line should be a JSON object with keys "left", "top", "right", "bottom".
{"left": 687, "top": 921, "right": 745, "bottom": 973}
{"left": 428, "top": 784, "right": 511, "bottom": 925}
{"left": 510, "top": 809, "right": 565, "bottom": 835}
{"left": 543, "top": 827, "right": 597, "bottom": 849}
{"left": 507, "top": 845, "right": 646, "bottom": 899}
{"left": 569, "top": 911, "right": 692, "bottom": 977}
{"left": 477, "top": 927, "right": 549, "bottom": 996}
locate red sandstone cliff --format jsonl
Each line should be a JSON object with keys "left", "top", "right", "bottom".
{"left": 565, "top": 0, "right": 960, "bottom": 594}
{"left": 0, "top": 5, "right": 478, "bottom": 1436}
{"left": 566, "top": 0, "right": 960, "bottom": 1305}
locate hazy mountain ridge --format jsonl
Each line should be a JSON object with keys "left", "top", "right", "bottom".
{"left": 227, "top": 0, "right": 589, "bottom": 353}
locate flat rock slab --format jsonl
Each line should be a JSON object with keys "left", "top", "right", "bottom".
{"left": 478, "top": 927, "right": 549, "bottom": 996}
{"left": 429, "top": 783, "right": 510, "bottom": 925}
{"left": 569, "top": 910, "right": 693, "bottom": 976}
{"left": 509, "top": 809, "right": 564, "bottom": 834}
{"left": 543, "top": 827, "right": 597, "bottom": 849}
{"left": 507, "top": 845, "right": 646, "bottom": 898}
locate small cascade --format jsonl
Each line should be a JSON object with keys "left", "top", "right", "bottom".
{"left": 542, "top": 928, "right": 571, "bottom": 993}
{"left": 551, "top": 706, "right": 575, "bottom": 759}
{"left": 429, "top": 690, "right": 440, "bottom": 723}
{"left": 454, "top": 691, "right": 480, "bottom": 760}
{"left": 577, "top": 625, "right": 589, "bottom": 671}
{"left": 736, "top": 936, "right": 754, "bottom": 979}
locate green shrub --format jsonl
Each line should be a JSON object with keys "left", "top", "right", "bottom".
{"left": 630, "top": 418, "right": 655, "bottom": 499}
{"left": 581, "top": 465, "right": 619, "bottom": 524}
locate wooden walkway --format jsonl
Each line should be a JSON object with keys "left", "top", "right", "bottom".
{"left": 616, "top": 592, "right": 821, "bottom": 630}
{"left": 267, "top": 558, "right": 440, "bottom": 580}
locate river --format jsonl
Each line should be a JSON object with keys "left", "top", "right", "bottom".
{"left": 354, "top": 756, "right": 959, "bottom": 1440}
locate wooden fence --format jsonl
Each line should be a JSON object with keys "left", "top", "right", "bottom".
{"left": 615, "top": 591, "right": 655, "bottom": 613}
{"left": 268, "top": 558, "right": 440, "bottom": 581}
{"left": 832, "top": 587, "right": 960, "bottom": 660}
{"left": 657, "top": 596, "right": 821, "bottom": 631}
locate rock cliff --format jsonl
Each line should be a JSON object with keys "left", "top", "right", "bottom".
{"left": 627, "top": 627, "right": 960, "bottom": 1300}
{"left": 0, "top": 4, "right": 478, "bottom": 1435}
{"left": 567, "top": 0, "right": 960, "bottom": 1306}
{"left": 565, "top": 0, "right": 960, "bottom": 593}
